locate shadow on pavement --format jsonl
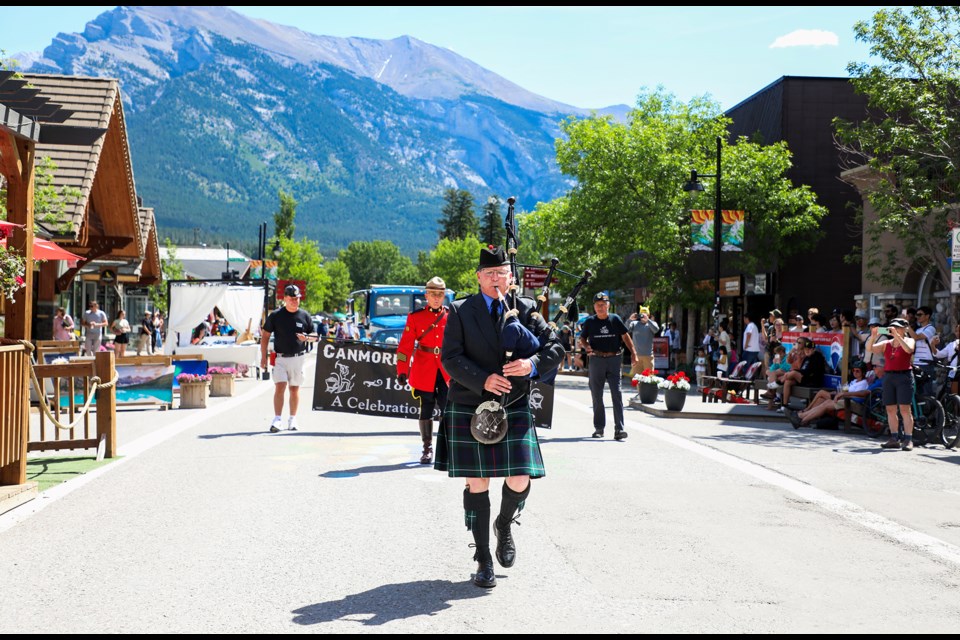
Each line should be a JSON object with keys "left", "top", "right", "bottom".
{"left": 291, "top": 579, "right": 488, "bottom": 626}
{"left": 320, "top": 462, "right": 425, "bottom": 478}
{"left": 198, "top": 431, "right": 415, "bottom": 439}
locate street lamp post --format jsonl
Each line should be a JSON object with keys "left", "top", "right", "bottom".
{"left": 683, "top": 135, "right": 723, "bottom": 326}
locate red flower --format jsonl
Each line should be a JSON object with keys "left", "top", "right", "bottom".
{"left": 631, "top": 378, "right": 639, "bottom": 387}
{"left": 15, "top": 275, "right": 24, "bottom": 285}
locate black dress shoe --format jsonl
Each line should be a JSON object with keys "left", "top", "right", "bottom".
{"left": 473, "top": 556, "right": 497, "bottom": 588}
{"left": 614, "top": 430, "right": 628, "bottom": 441}
{"left": 494, "top": 516, "right": 516, "bottom": 568}
{"left": 591, "top": 430, "right": 604, "bottom": 438}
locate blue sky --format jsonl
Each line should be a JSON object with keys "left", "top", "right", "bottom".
{"left": 1, "top": 6, "right": 887, "bottom": 110}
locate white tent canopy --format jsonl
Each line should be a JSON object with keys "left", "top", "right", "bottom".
{"left": 168, "top": 282, "right": 265, "bottom": 347}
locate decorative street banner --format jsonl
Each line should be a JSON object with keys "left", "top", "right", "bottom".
{"left": 690, "top": 210, "right": 745, "bottom": 251}
{"left": 653, "top": 337, "right": 670, "bottom": 371}
{"left": 248, "top": 260, "right": 279, "bottom": 281}
{"left": 312, "top": 341, "right": 555, "bottom": 428}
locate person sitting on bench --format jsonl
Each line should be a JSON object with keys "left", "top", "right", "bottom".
{"left": 787, "top": 361, "right": 878, "bottom": 428}
{"left": 779, "top": 337, "right": 826, "bottom": 413}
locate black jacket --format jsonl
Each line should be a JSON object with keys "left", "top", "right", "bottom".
{"left": 442, "top": 294, "right": 564, "bottom": 407}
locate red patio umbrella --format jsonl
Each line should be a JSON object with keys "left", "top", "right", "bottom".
{"left": 0, "top": 236, "right": 83, "bottom": 261}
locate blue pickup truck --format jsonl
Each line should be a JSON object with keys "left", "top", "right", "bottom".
{"left": 347, "top": 284, "right": 456, "bottom": 345}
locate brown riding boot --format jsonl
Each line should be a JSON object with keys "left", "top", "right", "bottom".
{"left": 418, "top": 419, "right": 433, "bottom": 464}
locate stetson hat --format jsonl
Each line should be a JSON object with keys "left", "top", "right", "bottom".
{"left": 425, "top": 276, "right": 446, "bottom": 290}
{"left": 478, "top": 245, "right": 509, "bottom": 270}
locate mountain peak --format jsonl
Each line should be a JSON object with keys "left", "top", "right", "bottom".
{"left": 31, "top": 5, "right": 592, "bottom": 114}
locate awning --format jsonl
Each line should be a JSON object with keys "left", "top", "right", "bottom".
{"left": 0, "top": 235, "right": 83, "bottom": 261}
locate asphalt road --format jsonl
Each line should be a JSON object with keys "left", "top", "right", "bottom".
{"left": 3, "top": 361, "right": 960, "bottom": 633}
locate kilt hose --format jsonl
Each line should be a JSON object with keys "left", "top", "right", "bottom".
{"left": 435, "top": 400, "right": 546, "bottom": 478}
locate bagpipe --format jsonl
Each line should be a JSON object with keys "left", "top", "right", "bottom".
{"left": 470, "top": 197, "right": 592, "bottom": 445}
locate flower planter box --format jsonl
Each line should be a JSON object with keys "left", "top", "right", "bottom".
{"left": 210, "top": 373, "right": 235, "bottom": 397}
{"left": 179, "top": 381, "right": 209, "bottom": 409}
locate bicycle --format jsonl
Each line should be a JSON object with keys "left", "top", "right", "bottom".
{"left": 931, "top": 362, "right": 960, "bottom": 449}
{"left": 863, "top": 365, "right": 946, "bottom": 446}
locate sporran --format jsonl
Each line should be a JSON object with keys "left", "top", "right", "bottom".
{"left": 470, "top": 398, "right": 508, "bottom": 444}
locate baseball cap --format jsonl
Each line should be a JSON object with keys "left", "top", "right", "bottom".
{"left": 868, "top": 317, "right": 880, "bottom": 326}
{"left": 855, "top": 310, "right": 867, "bottom": 319}
{"left": 888, "top": 318, "right": 908, "bottom": 329}
{"left": 593, "top": 292, "right": 609, "bottom": 302}
{"left": 284, "top": 284, "right": 302, "bottom": 298}
{"left": 769, "top": 309, "right": 782, "bottom": 318}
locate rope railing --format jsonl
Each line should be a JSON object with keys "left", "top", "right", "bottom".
{"left": 18, "top": 339, "right": 119, "bottom": 432}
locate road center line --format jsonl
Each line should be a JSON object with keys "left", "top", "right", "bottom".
{"left": 556, "top": 393, "right": 960, "bottom": 568}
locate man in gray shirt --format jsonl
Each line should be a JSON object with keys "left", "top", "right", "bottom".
{"left": 81, "top": 300, "right": 108, "bottom": 355}
{"left": 629, "top": 305, "right": 660, "bottom": 377}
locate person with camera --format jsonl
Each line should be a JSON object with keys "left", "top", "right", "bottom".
{"left": 868, "top": 318, "right": 916, "bottom": 450}
{"left": 629, "top": 306, "right": 659, "bottom": 377}
{"left": 53, "top": 307, "right": 76, "bottom": 342}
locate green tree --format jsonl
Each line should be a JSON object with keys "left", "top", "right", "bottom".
{"left": 274, "top": 190, "right": 297, "bottom": 241}
{"left": 834, "top": 6, "right": 960, "bottom": 287}
{"left": 525, "top": 89, "right": 827, "bottom": 306}
{"left": 148, "top": 238, "right": 184, "bottom": 314}
{"left": 1, "top": 156, "right": 80, "bottom": 233}
{"left": 479, "top": 195, "right": 506, "bottom": 247}
{"left": 275, "top": 235, "right": 328, "bottom": 314}
{"left": 319, "top": 259, "right": 353, "bottom": 312}
{"left": 438, "top": 188, "right": 479, "bottom": 241}
{"left": 338, "top": 240, "right": 418, "bottom": 289}
{"left": 418, "top": 236, "right": 485, "bottom": 296}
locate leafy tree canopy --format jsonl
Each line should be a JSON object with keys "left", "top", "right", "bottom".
{"left": 835, "top": 6, "right": 960, "bottom": 287}
{"left": 338, "top": 240, "right": 419, "bottom": 290}
{"left": 525, "top": 88, "right": 827, "bottom": 307}
{"left": 417, "top": 235, "right": 485, "bottom": 297}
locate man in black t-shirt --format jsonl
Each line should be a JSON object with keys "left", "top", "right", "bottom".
{"left": 578, "top": 292, "right": 638, "bottom": 441}
{"left": 261, "top": 284, "right": 317, "bottom": 432}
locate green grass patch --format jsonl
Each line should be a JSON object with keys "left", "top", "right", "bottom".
{"left": 26, "top": 456, "right": 117, "bottom": 493}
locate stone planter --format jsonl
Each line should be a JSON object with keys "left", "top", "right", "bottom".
{"left": 639, "top": 382, "right": 659, "bottom": 404}
{"left": 664, "top": 387, "right": 687, "bottom": 412}
{"left": 179, "top": 381, "right": 209, "bottom": 409}
{"left": 210, "top": 373, "right": 235, "bottom": 397}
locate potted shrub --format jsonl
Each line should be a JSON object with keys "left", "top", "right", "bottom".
{"left": 659, "top": 371, "right": 692, "bottom": 412}
{"left": 208, "top": 366, "right": 237, "bottom": 397}
{"left": 178, "top": 372, "right": 211, "bottom": 409}
{"left": 632, "top": 369, "right": 663, "bottom": 404}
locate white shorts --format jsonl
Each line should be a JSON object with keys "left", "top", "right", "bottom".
{"left": 273, "top": 354, "right": 305, "bottom": 386}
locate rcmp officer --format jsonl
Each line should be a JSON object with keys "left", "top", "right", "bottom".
{"left": 396, "top": 276, "right": 451, "bottom": 464}
{"left": 437, "top": 245, "right": 564, "bottom": 588}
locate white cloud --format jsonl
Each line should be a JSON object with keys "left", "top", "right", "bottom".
{"left": 769, "top": 29, "right": 839, "bottom": 48}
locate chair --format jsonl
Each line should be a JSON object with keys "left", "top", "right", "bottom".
{"left": 723, "top": 361, "right": 764, "bottom": 403}
{"left": 701, "top": 361, "right": 747, "bottom": 403}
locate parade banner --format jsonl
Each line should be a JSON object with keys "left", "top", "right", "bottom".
{"left": 311, "top": 341, "right": 555, "bottom": 428}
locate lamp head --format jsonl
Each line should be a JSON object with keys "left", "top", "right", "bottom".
{"left": 682, "top": 169, "right": 705, "bottom": 192}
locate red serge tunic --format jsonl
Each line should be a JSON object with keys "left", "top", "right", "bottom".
{"left": 397, "top": 306, "right": 451, "bottom": 392}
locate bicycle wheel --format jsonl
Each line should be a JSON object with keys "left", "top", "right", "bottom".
{"left": 863, "top": 389, "right": 888, "bottom": 438}
{"left": 915, "top": 395, "right": 944, "bottom": 447}
{"left": 942, "top": 393, "right": 960, "bottom": 449}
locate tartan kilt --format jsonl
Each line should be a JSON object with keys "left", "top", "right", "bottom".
{"left": 434, "top": 400, "right": 545, "bottom": 478}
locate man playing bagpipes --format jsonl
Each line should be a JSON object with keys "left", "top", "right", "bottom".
{"left": 396, "top": 276, "right": 451, "bottom": 465}
{"left": 437, "top": 244, "right": 564, "bottom": 588}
